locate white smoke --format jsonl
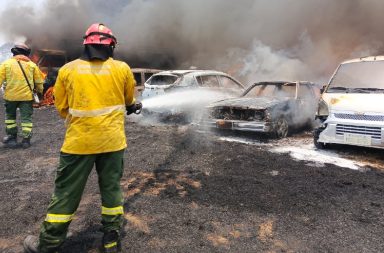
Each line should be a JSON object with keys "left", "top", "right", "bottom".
{"left": 141, "top": 89, "right": 236, "bottom": 122}
{"left": 224, "top": 38, "right": 321, "bottom": 84}
{"left": 1, "top": 0, "right": 384, "bottom": 83}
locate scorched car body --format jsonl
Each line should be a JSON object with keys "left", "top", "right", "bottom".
{"left": 141, "top": 70, "right": 245, "bottom": 98}
{"left": 141, "top": 70, "right": 246, "bottom": 121}
{"left": 205, "top": 81, "right": 320, "bottom": 138}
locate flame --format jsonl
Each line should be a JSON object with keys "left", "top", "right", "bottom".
{"left": 40, "top": 86, "right": 55, "bottom": 106}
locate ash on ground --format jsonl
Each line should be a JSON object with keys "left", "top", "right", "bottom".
{"left": 1, "top": 103, "right": 384, "bottom": 253}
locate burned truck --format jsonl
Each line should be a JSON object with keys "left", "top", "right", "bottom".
{"left": 31, "top": 49, "right": 67, "bottom": 104}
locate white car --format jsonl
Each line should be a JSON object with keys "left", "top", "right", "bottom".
{"left": 140, "top": 70, "right": 246, "bottom": 121}
{"left": 141, "top": 70, "right": 245, "bottom": 98}
{"left": 314, "top": 56, "right": 384, "bottom": 149}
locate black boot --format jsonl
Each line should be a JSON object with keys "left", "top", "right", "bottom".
{"left": 23, "top": 235, "right": 59, "bottom": 253}
{"left": 102, "top": 230, "right": 121, "bottom": 253}
{"left": 23, "top": 235, "right": 39, "bottom": 253}
{"left": 2, "top": 135, "right": 18, "bottom": 148}
{"left": 21, "top": 137, "right": 31, "bottom": 149}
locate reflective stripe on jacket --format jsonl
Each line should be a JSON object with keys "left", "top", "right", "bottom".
{"left": 0, "top": 55, "right": 44, "bottom": 101}
{"left": 54, "top": 58, "right": 136, "bottom": 154}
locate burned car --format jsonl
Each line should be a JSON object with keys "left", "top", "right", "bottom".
{"left": 205, "top": 81, "right": 320, "bottom": 138}
{"left": 141, "top": 70, "right": 245, "bottom": 98}
{"left": 131, "top": 68, "right": 162, "bottom": 95}
{"left": 141, "top": 70, "right": 245, "bottom": 122}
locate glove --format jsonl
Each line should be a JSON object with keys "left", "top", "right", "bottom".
{"left": 126, "top": 102, "right": 143, "bottom": 115}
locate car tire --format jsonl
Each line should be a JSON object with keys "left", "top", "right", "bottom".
{"left": 313, "top": 128, "right": 327, "bottom": 149}
{"left": 274, "top": 118, "right": 289, "bottom": 139}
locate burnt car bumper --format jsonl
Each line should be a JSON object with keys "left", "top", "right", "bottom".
{"left": 203, "top": 119, "right": 273, "bottom": 132}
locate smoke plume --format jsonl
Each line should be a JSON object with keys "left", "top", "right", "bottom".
{"left": 1, "top": 0, "right": 384, "bottom": 84}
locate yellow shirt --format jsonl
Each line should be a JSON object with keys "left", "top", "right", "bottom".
{"left": 54, "top": 57, "right": 136, "bottom": 154}
{"left": 0, "top": 55, "right": 44, "bottom": 101}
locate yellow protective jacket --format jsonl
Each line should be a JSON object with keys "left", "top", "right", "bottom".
{"left": 0, "top": 55, "right": 44, "bottom": 101}
{"left": 54, "top": 57, "right": 136, "bottom": 154}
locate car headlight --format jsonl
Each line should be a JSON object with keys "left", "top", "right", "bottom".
{"left": 316, "top": 99, "right": 329, "bottom": 118}
{"left": 264, "top": 110, "right": 271, "bottom": 121}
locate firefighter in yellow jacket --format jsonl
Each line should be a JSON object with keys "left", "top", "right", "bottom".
{"left": 0, "top": 44, "right": 44, "bottom": 148}
{"left": 23, "top": 24, "right": 142, "bottom": 253}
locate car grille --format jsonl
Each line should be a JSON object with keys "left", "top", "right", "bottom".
{"left": 211, "top": 108, "right": 265, "bottom": 121}
{"left": 336, "top": 124, "right": 382, "bottom": 140}
{"left": 334, "top": 113, "right": 384, "bottom": 122}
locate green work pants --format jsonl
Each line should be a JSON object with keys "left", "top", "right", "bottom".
{"left": 4, "top": 100, "right": 33, "bottom": 138}
{"left": 39, "top": 150, "right": 125, "bottom": 252}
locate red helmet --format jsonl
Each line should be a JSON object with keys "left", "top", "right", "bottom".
{"left": 83, "top": 23, "right": 117, "bottom": 46}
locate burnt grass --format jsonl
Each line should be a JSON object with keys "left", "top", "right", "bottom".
{"left": 1, "top": 102, "right": 384, "bottom": 252}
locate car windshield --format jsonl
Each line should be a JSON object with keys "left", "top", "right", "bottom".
{"left": 147, "top": 74, "right": 179, "bottom": 86}
{"left": 243, "top": 83, "right": 296, "bottom": 98}
{"left": 328, "top": 60, "right": 384, "bottom": 93}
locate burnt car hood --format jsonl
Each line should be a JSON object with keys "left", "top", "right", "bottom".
{"left": 208, "top": 97, "right": 289, "bottom": 110}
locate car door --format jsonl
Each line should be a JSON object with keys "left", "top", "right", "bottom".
{"left": 195, "top": 74, "right": 237, "bottom": 103}
{"left": 273, "top": 83, "right": 298, "bottom": 122}
{"left": 296, "top": 83, "right": 318, "bottom": 122}
{"left": 218, "top": 75, "right": 244, "bottom": 96}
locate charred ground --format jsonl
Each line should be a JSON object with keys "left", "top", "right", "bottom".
{"left": 0, "top": 101, "right": 384, "bottom": 253}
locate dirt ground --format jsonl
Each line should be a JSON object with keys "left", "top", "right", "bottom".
{"left": 1, "top": 101, "right": 384, "bottom": 253}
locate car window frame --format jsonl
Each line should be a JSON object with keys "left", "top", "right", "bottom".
{"left": 218, "top": 74, "right": 244, "bottom": 89}
{"left": 146, "top": 73, "right": 180, "bottom": 86}
{"left": 242, "top": 82, "right": 299, "bottom": 98}
{"left": 297, "top": 82, "right": 317, "bottom": 100}
{"left": 195, "top": 74, "right": 221, "bottom": 88}
{"left": 273, "top": 82, "right": 298, "bottom": 99}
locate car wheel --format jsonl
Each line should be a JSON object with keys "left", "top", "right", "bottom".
{"left": 274, "top": 118, "right": 289, "bottom": 139}
{"left": 313, "top": 128, "right": 327, "bottom": 149}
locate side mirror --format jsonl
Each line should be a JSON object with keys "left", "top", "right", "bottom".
{"left": 320, "top": 84, "right": 327, "bottom": 94}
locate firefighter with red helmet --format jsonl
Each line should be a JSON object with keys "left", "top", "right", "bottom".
{"left": 0, "top": 43, "right": 44, "bottom": 148}
{"left": 23, "top": 23, "right": 141, "bottom": 253}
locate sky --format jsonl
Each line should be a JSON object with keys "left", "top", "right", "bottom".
{"left": 0, "top": 0, "right": 43, "bottom": 11}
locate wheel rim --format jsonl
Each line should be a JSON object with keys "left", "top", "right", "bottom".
{"left": 276, "top": 118, "right": 288, "bottom": 138}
